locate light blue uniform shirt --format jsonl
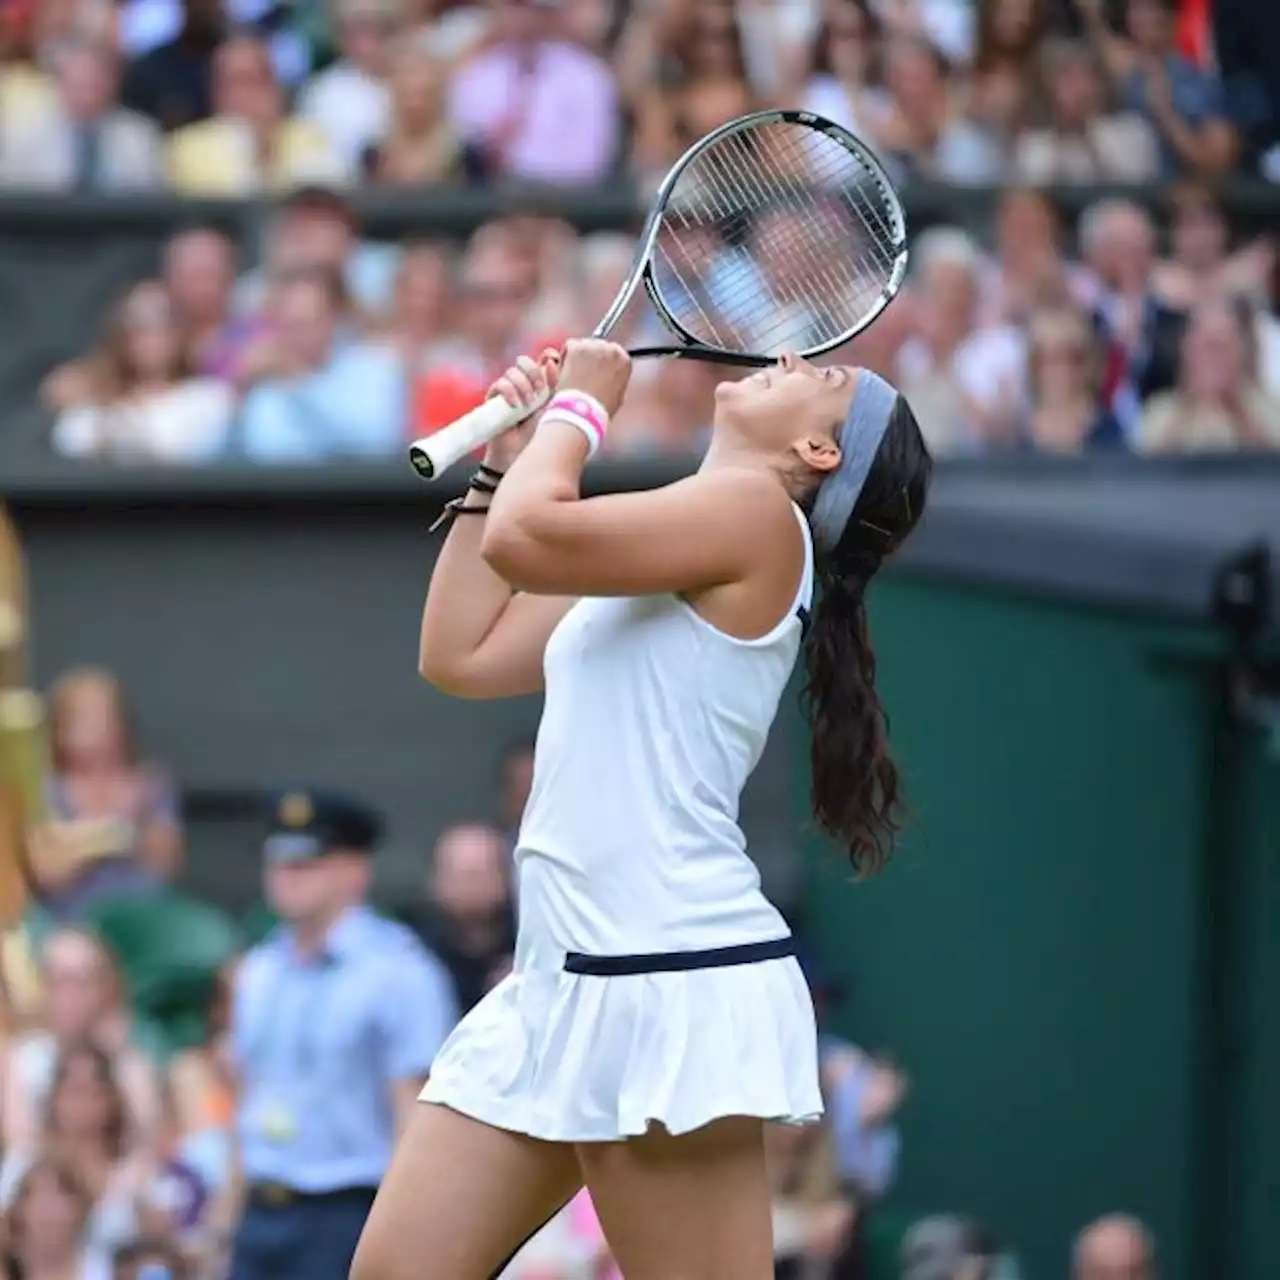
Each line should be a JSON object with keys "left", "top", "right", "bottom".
{"left": 236, "top": 343, "right": 406, "bottom": 464}
{"left": 232, "top": 905, "right": 457, "bottom": 1191}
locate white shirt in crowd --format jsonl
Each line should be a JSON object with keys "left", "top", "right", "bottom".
{"left": 896, "top": 325, "right": 1027, "bottom": 453}
{"left": 298, "top": 62, "right": 392, "bottom": 170}
{"left": 53, "top": 379, "right": 234, "bottom": 464}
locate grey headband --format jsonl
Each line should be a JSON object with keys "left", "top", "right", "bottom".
{"left": 810, "top": 369, "right": 898, "bottom": 554}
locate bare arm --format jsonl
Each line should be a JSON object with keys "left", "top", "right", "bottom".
{"left": 1075, "top": 0, "right": 1133, "bottom": 86}
{"left": 481, "top": 341, "right": 796, "bottom": 600}
{"left": 1143, "top": 69, "right": 1238, "bottom": 174}
{"left": 418, "top": 354, "right": 575, "bottom": 700}
{"left": 390, "top": 1077, "right": 421, "bottom": 1138}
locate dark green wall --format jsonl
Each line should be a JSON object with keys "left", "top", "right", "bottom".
{"left": 1221, "top": 725, "right": 1280, "bottom": 1280}
{"left": 804, "top": 576, "right": 1221, "bottom": 1280}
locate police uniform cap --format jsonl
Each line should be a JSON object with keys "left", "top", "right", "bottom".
{"left": 263, "top": 789, "right": 383, "bottom": 865}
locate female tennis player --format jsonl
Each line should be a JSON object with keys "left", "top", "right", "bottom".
{"left": 352, "top": 339, "right": 931, "bottom": 1280}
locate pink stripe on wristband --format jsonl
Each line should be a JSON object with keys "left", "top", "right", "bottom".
{"left": 540, "top": 391, "right": 610, "bottom": 456}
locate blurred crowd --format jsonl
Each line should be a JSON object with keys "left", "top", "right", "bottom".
{"left": 27, "top": 182, "right": 1280, "bottom": 463}
{"left": 0, "top": 660, "right": 1164, "bottom": 1280}
{"left": 0, "top": 0, "right": 1269, "bottom": 462}
{"left": 1, "top": 0, "right": 1277, "bottom": 193}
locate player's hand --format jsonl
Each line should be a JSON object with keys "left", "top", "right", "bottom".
{"left": 558, "top": 338, "right": 632, "bottom": 419}
{"left": 483, "top": 349, "right": 561, "bottom": 471}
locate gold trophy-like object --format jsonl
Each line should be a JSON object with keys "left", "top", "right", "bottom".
{"left": 0, "top": 505, "right": 46, "bottom": 1028}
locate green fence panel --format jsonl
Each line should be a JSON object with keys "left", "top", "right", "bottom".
{"left": 803, "top": 576, "right": 1217, "bottom": 1280}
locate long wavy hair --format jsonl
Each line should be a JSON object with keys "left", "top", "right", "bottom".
{"left": 800, "top": 393, "right": 932, "bottom": 874}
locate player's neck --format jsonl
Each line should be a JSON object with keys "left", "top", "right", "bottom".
{"left": 700, "top": 436, "right": 799, "bottom": 499}
{"left": 699, "top": 433, "right": 774, "bottom": 478}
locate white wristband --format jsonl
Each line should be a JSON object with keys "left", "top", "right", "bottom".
{"left": 539, "top": 390, "right": 610, "bottom": 457}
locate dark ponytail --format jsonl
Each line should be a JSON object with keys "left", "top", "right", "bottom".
{"left": 800, "top": 393, "right": 931, "bottom": 874}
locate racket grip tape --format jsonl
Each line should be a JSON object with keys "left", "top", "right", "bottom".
{"left": 408, "top": 387, "right": 553, "bottom": 481}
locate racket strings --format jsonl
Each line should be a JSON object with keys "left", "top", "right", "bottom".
{"left": 651, "top": 120, "right": 902, "bottom": 357}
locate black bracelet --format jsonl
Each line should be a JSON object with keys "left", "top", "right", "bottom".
{"left": 429, "top": 496, "right": 490, "bottom": 533}
{"left": 476, "top": 463, "right": 505, "bottom": 482}
{"left": 469, "top": 477, "right": 499, "bottom": 496}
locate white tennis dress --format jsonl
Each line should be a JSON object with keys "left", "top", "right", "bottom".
{"left": 421, "top": 504, "right": 822, "bottom": 1141}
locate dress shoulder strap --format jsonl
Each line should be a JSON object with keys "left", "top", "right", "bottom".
{"left": 789, "top": 503, "right": 815, "bottom": 638}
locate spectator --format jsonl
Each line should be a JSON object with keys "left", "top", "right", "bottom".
{"left": 820, "top": 1042, "right": 906, "bottom": 1204}
{"left": 166, "top": 966, "right": 236, "bottom": 1267}
{"left": 28, "top": 666, "right": 183, "bottom": 915}
{"left": 49, "top": 281, "right": 235, "bottom": 464}
{"left": 1072, "top": 1214, "right": 1155, "bottom": 1280}
{"left": 1079, "top": 198, "right": 1186, "bottom": 435}
{"left": 167, "top": 966, "right": 234, "bottom": 1179}
{"left": 167, "top": 34, "right": 348, "bottom": 195}
{"left": 234, "top": 186, "right": 401, "bottom": 320}
{"left": 448, "top": 0, "right": 620, "bottom": 185}
{"left": 2, "top": 1155, "right": 107, "bottom": 1280}
{"left": 120, "top": 0, "right": 225, "bottom": 132}
{"left": 2, "top": 928, "right": 164, "bottom": 1157}
{"left": 869, "top": 0, "right": 975, "bottom": 66}
{"left": 162, "top": 226, "right": 262, "bottom": 383}
{"left": 560, "top": 0, "right": 616, "bottom": 56}
{"left": 236, "top": 266, "right": 406, "bottom": 463}
{"left": 1, "top": 1043, "right": 156, "bottom": 1261}
{"left": 1151, "top": 182, "right": 1277, "bottom": 313}
{"left": 873, "top": 34, "right": 1004, "bottom": 184}
{"left": 766, "top": 1119, "right": 858, "bottom": 1280}
{"left": 229, "top": 790, "right": 454, "bottom": 1280}
{"left": 969, "top": 0, "right": 1050, "bottom": 144}
{"left": 415, "top": 822, "right": 515, "bottom": 1014}
{"left": 1021, "top": 306, "right": 1126, "bottom": 453}
{"left": 362, "top": 47, "right": 460, "bottom": 185}
{"left": 298, "top": 0, "right": 397, "bottom": 171}
{"left": 1014, "top": 38, "right": 1160, "bottom": 183}
{"left": 1137, "top": 299, "right": 1280, "bottom": 452}
{"left": 411, "top": 233, "right": 542, "bottom": 439}
{"left": 901, "top": 1215, "right": 1001, "bottom": 1280}
{"left": 376, "top": 241, "right": 455, "bottom": 373}
{"left": 980, "top": 187, "right": 1081, "bottom": 329}
{"left": 1076, "top": 0, "right": 1237, "bottom": 176}
{"left": 0, "top": 34, "right": 164, "bottom": 191}
{"left": 630, "top": 1, "right": 758, "bottom": 180}
{"left": 791, "top": 0, "right": 886, "bottom": 141}
{"left": 0, "top": 1, "right": 57, "bottom": 136}
{"left": 896, "top": 228, "right": 1026, "bottom": 453}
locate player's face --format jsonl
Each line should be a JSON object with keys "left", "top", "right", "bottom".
{"left": 713, "top": 353, "right": 857, "bottom": 467}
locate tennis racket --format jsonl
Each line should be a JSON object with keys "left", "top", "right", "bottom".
{"left": 408, "top": 108, "right": 909, "bottom": 480}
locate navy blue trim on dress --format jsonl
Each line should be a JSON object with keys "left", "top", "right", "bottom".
{"left": 796, "top": 604, "right": 811, "bottom": 638}
{"left": 563, "top": 936, "right": 795, "bottom": 976}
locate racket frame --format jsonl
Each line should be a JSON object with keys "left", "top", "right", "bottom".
{"left": 599, "top": 107, "right": 910, "bottom": 367}
{"left": 408, "top": 109, "right": 908, "bottom": 480}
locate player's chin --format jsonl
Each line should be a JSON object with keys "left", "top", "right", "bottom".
{"left": 714, "top": 373, "right": 763, "bottom": 401}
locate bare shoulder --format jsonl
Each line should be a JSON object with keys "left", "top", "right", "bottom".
{"left": 678, "top": 467, "right": 800, "bottom": 537}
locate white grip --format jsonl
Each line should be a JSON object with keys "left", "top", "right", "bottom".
{"left": 408, "top": 388, "right": 552, "bottom": 480}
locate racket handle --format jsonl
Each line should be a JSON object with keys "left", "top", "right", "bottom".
{"left": 408, "top": 388, "right": 551, "bottom": 481}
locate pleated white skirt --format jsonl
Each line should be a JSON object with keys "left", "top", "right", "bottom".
{"left": 419, "top": 956, "right": 823, "bottom": 1142}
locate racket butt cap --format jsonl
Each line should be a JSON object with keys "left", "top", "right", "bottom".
{"left": 409, "top": 446, "right": 436, "bottom": 480}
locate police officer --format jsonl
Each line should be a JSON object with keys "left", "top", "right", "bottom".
{"left": 229, "top": 790, "right": 456, "bottom": 1280}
